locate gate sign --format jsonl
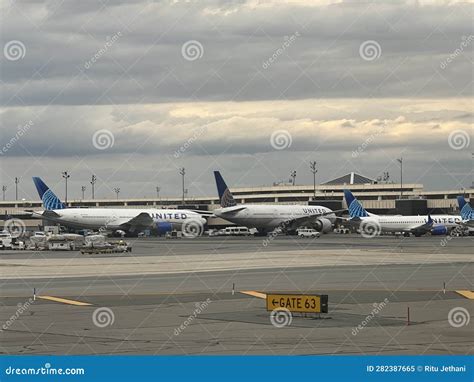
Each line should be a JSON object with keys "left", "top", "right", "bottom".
{"left": 266, "top": 294, "right": 328, "bottom": 313}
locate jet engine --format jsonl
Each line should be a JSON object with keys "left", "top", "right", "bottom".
{"left": 314, "top": 218, "right": 332, "bottom": 233}
{"left": 431, "top": 226, "right": 448, "bottom": 235}
{"left": 156, "top": 222, "right": 173, "bottom": 235}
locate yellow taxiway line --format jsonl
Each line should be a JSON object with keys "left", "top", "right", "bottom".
{"left": 455, "top": 290, "right": 474, "bottom": 300}
{"left": 240, "top": 290, "right": 267, "bottom": 299}
{"left": 37, "top": 296, "right": 92, "bottom": 306}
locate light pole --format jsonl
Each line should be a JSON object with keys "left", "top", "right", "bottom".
{"left": 179, "top": 168, "right": 185, "bottom": 204}
{"left": 156, "top": 186, "right": 160, "bottom": 199}
{"left": 113, "top": 187, "right": 120, "bottom": 199}
{"left": 290, "top": 170, "right": 296, "bottom": 186}
{"left": 90, "top": 175, "right": 97, "bottom": 199}
{"left": 397, "top": 157, "right": 403, "bottom": 199}
{"left": 1, "top": 185, "right": 6, "bottom": 201}
{"left": 309, "top": 161, "right": 317, "bottom": 198}
{"left": 62, "top": 171, "right": 70, "bottom": 204}
{"left": 81, "top": 186, "right": 86, "bottom": 200}
{"left": 14, "top": 177, "right": 19, "bottom": 200}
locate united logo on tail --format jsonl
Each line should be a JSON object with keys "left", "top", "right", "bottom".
{"left": 214, "top": 171, "right": 237, "bottom": 208}
{"left": 457, "top": 196, "right": 474, "bottom": 220}
{"left": 32, "top": 177, "right": 66, "bottom": 210}
{"left": 344, "top": 189, "right": 369, "bottom": 218}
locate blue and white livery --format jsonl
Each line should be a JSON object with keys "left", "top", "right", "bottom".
{"left": 344, "top": 189, "right": 461, "bottom": 237}
{"left": 31, "top": 177, "right": 207, "bottom": 236}
{"left": 457, "top": 196, "right": 474, "bottom": 227}
{"left": 213, "top": 171, "right": 341, "bottom": 235}
{"left": 33, "top": 177, "right": 66, "bottom": 210}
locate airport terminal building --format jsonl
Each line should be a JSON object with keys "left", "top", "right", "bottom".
{"left": 1, "top": 172, "right": 472, "bottom": 230}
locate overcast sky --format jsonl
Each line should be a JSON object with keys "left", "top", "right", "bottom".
{"left": 1, "top": 0, "right": 473, "bottom": 201}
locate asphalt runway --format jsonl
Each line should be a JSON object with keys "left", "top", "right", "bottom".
{"left": 2, "top": 234, "right": 473, "bottom": 260}
{"left": 0, "top": 235, "right": 472, "bottom": 355}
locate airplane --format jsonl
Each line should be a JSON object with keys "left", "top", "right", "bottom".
{"left": 344, "top": 189, "right": 462, "bottom": 237}
{"left": 457, "top": 196, "right": 474, "bottom": 228}
{"left": 30, "top": 177, "right": 207, "bottom": 236}
{"left": 212, "top": 171, "right": 341, "bottom": 235}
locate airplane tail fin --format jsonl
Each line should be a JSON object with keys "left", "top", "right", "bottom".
{"left": 32, "top": 177, "right": 66, "bottom": 210}
{"left": 457, "top": 196, "right": 473, "bottom": 220}
{"left": 344, "top": 189, "right": 369, "bottom": 218}
{"left": 214, "top": 171, "right": 237, "bottom": 208}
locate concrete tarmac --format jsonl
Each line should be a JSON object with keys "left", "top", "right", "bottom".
{"left": 0, "top": 235, "right": 472, "bottom": 355}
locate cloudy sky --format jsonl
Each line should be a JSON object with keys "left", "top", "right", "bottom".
{"left": 1, "top": 0, "right": 473, "bottom": 201}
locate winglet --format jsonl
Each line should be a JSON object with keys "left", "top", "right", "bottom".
{"left": 427, "top": 214, "right": 433, "bottom": 226}
{"left": 214, "top": 171, "right": 237, "bottom": 208}
{"left": 32, "top": 177, "right": 66, "bottom": 210}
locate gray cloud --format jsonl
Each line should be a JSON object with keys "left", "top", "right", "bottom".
{"left": 1, "top": 0, "right": 473, "bottom": 106}
{"left": 0, "top": 1, "right": 472, "bottom": 197}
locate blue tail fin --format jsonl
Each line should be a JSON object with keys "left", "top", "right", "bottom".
{"left": 344, "top": 189, "right": 369, "bottom": 218}
{"left": 457, "top": 196, "right": 473, "bottom": 220}
{"left": 32, "top": 177, "right": 66, "bottom": 210}
{"left": 214, "top": 171, "right": 237, "bottom": 208}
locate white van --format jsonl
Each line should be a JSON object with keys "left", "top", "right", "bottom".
{"left": 224, "top": 227, "right": 251, "bottom": 236}
{"left": 296, "top": 228, "right": 320, "bottom": 238}
{"left": 0, "top": 231, "right": 13, "bottom": 249}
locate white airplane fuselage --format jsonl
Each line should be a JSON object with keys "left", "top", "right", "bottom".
{"left": 33, "top": 208, "right": 205, "bottom": 230}
{"left": 213, "top": 204, "right": 335, "bottom": 230}
{"left": 357, "top": 214, "right": 462, "bottom": 233}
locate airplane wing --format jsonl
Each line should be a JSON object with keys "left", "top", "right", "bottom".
{"left": 407, "top": 215, "right": 433, "bottom": 233}
{"left": 283, "top": 208, "right": 347, "bottom": 230}
{"left": 118, "top": 212, "right": 154, "bottom": 231}
{"left": 30, "top": 210, "right": 63, "bottom": 223}
{"left": 214, "top": 206, "right": 247, "bottom": 215}
{"left": 190, "top": 210, "right": 214, "bottom": 217}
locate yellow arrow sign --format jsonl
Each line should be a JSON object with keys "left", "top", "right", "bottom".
{"left": 266, "top": 294, "right": 328, "bottom": 313}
